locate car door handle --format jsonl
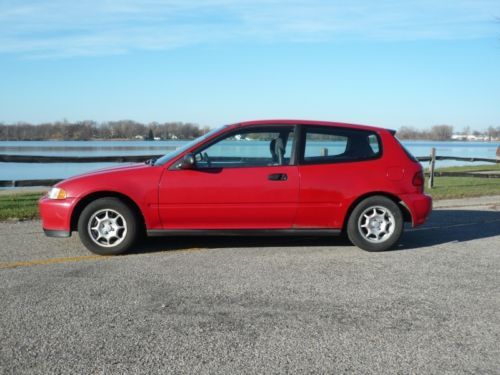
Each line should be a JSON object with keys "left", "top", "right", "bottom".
{"left": 268, "top": 173, "right": 288, "bottom": 181}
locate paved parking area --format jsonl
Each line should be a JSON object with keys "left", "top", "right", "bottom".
{"left": 1, "top": 197, "right": 499, "bottom": 374}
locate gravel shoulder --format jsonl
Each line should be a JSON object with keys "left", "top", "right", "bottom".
{"left": 432, "top": 194, "right": 500, "bottom": 208}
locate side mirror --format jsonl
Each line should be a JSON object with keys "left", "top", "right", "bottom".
{"left": 178, "top": 153, "right": 195, "bottom": 169}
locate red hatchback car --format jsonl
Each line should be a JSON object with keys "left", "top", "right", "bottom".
{"left": 40, "top": 120, "right": 432, "bottom": 255}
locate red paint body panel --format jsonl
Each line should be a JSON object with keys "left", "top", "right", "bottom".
{"left": 296, "top": 159, "right": 391, "bottom": 228}
{"left": 39, "top": 119, "right": 432, "bottom": 237}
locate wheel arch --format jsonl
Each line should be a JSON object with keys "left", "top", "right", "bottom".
{"left": 70, "top": 191, "right": 146, "bottom": 233}
{"left": 342, "top": 191, "right": 412, "bottom": 231}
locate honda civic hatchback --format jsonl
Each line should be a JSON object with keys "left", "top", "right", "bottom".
{"left": 39, "top": 120, "right": 432, "bottom": 255}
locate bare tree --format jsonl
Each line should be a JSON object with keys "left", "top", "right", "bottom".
{"left": 430, "top": 125, "right": 453, "bottom": 141}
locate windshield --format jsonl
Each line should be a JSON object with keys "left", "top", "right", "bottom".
{"left": 154, "top": 126, "right": 226, "bottom": 166}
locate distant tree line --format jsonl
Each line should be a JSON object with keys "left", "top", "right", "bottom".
{"left": 0, "top": 120, "right": 210, "bottom": 141}
{"left": 1, "top": 120, "right": 498, "bottom": 142}
{"left": 397, "top": 125, "right": 500, "bottom": 141}
{"left": 397, "top": 125, "right": 454, "bottom": 141}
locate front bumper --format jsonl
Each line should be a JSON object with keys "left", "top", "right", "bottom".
{"left": 39, "top": 196, "right": 77, "bottom": 235}
{"left": 400, "top": 193, "right": 432, "bottom": 227}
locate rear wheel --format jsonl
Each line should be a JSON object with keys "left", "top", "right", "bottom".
{"left": 78, "top": 198, "right": 139, "bottom": 255}
{"left": 347, "top": 196, "right": 403, "bottom": 252}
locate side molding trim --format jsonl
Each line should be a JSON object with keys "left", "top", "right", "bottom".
{"left": 147, "top": 229, "right": 341, "bottom": 237}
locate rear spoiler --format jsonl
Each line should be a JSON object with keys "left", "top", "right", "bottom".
{"left": 388, "top": 129, "right": 397, "bottom": 136}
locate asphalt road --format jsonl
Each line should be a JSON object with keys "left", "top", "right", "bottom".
{"left": 1, "top": 197, "right": 499, "bottom": 374}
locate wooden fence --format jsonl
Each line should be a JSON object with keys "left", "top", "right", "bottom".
{"left": 0, "top": 151, "right": 499, "bottom": 188}
{"left": 424, "top": 147, "right": 499, "bottom": 188}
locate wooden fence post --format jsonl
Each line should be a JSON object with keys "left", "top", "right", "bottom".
{"left": 428, "top": 147, "right": 436, "bottom": 189}
{"left": 496, "top": 146, "right": 500, "bottom": 161}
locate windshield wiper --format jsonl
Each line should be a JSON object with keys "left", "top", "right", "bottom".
{"left": 144, "top": 158, "right": 157, "bottom": 165}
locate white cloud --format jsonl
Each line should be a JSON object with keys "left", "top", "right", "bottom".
{"left": 0, "top": 0, "right": 498, "bottom": 58}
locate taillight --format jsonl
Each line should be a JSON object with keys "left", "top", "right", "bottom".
{"left": 412, "top": 170, "right": 424, "bottom": 192}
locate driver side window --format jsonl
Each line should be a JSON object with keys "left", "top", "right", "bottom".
{"left": 194, "top": 127, "right": 295, "bottom": 168}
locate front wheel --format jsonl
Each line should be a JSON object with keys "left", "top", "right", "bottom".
{"left": 347, "top": 196, "right": 403, "bottom": 252}
{"left": 78, "top": 198, "right": 139, "bottom": 255}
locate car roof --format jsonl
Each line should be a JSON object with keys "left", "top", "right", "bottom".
{"left": 231, "top": 119, "right": 392, "bottom": 133}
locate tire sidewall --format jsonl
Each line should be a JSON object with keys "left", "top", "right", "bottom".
{"left": 347, "top": 196, "right": 403, "bottom": 252}
{"left": 78, "top": 197, "right": 138, "bottom": 255}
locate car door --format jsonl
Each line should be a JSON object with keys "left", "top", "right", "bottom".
{"left": 158, "top": 125, "right": 299, "bottom": 229}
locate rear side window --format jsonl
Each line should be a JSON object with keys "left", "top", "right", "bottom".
{"left": 304, "top": 132, "right": 348, "bottom": 159}
{"left": 302, "top": 126, "right": 381, "bottom": 164}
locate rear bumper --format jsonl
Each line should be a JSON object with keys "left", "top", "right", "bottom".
{"left": 39, "top": 196, "right": 77, "bottom": 235}
{"left": 400, "top": 193, "right": 432, "bottom": 227}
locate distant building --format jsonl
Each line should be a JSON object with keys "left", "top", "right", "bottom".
{"left": 451, "top": 133, "right": 492, "bottom": 141}
{"left": 451, "top": 134, "right": 467, "bottom": 141}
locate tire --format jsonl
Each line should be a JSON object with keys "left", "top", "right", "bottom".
{"left": 347, "top": 196, "right": 403, "bottom": 252}
{"left": 77, "top": 197, "right": 139, "bottom": 255}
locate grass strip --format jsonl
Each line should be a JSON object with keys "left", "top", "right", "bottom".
{"left": 425, "top": 176, "right": 500, "bottom": 200}
{"left": 425, "top": 163, "right": 499, "bottom": 199}
{"left": 0, "top": 193, "right": 43, "bottom": 221}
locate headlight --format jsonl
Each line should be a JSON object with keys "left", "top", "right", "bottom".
{"left": 47, "top": 187, "right": 67, "bottom": 200}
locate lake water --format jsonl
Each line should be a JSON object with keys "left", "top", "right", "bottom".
{"left": 0, "top": 140, "right": 499, "bottom": 182}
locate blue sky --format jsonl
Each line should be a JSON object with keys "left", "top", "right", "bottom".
{"left": 0, "top": 0, "right": 499, "bottom": 131}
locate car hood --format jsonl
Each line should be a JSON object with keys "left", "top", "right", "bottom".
{"left": 56, "top": 163, "right": 151, "bottom": 185}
